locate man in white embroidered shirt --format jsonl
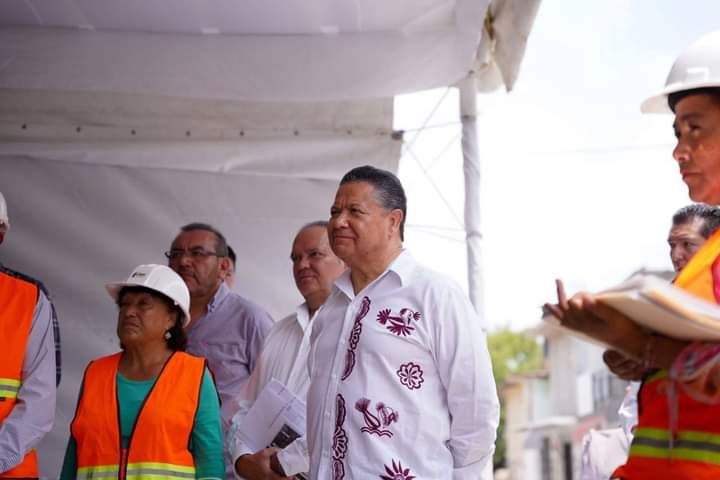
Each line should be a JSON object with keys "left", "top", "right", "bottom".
{"left": 306, "top": 165, "right": 499, "bottom": 479}
{"left": 228, "top": 221, "right": 346, "bottom": 479}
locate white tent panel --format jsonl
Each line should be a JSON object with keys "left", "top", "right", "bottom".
{"left": 3, "top": 0, "right": 458, "bottom": 34}
{"left": 0, "top": 126, "right": 400, "bottom": 475}
{"left": 0, "top": 90, "right": 393, "bottom": 132}
{"left": 0, "top": 25, "right": 487, "bottom": 101}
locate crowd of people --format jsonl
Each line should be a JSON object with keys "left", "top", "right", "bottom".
{"left": 4, "top": 29, "right": 720, "bottom": 480}
{"left": 0, "top": 166, "right": 500, "bottom": 480}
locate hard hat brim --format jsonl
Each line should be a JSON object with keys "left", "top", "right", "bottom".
{"left": 105, "top": 281, "right": 190, "bottom": 327}
{"left": 642, "top": 81, "right": 720, "bottom": 113}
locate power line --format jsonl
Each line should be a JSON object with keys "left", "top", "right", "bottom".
{"left": 407, "top": 225, "right": 466, "bottom": 243}
{"left": 403, "top": 142, "right": 464, "bottom": 229}
{"left": 425, "top": 131, "right": 462, "bottom": 172}
{"left": 403, "top": 87, "right": 452, "bottom": 153}
{"left": 402, "top": 120, "right": 461, "bottom": 133}
{"left": 518, "top": 143, "right": 675, "bottom": 157}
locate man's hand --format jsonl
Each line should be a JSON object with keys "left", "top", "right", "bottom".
{"left": 235, "top": 448, "right": 292, "bottom": 480}
{"left": 544, "top": 279, "right": 647, "bottom": 358}
{"left": 603, "top": 349, "right": 650, "bottom": 380}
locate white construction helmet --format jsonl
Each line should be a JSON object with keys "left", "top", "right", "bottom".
{"left": 0, "top": 192, "right": 9, "bottom": 232}
{"left": 642, "top": 30, "right": 720, "bottom": 113}
{"left": 106, "top": 264, "right": 191, "bottom": 326}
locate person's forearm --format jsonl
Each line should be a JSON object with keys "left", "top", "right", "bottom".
{"left": 618, "top": 332, "right": 689, "bottom": 370}
{"left": 646, "top": 335, "right": 690, "bottom": 370}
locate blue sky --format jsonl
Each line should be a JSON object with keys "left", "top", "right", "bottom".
{"left": 395, "top": 1, "right": 720, "bottom": 329}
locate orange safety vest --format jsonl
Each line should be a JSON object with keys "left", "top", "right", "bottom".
{"left": 0, "top": 271, "right": 40, "bottom": 478}
{"left": 71, "top": 351, "right": 205, "bottom": 480}
{"left": 613, "top": 229, "right": 720, "bottom": 479}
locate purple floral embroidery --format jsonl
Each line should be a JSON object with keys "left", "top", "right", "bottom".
{"left": 376, "top": 307, "right": 421, "bottom": 336}
{"left": 355, "top": 397, "right": 399, "bottom": 438}
{"left": 332, "top": 459, "right": 345, "bottom": 480}
{"left": 396, "top": 362, "right": 424, "bottom": 390}
{"left": 380, "top": 460, "right": 416, "bottom": 480}
{"left": 332, "top": 394, "right": 348, "bottom": 479}
{"left": 341, "top": 296, "right": 371, "bottom": 381}
{"left": 332, "top": 426, "right": 348, "bottom": 459}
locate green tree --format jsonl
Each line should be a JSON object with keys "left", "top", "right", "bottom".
{"left": 488, "top": 329, "right": 543, "bottom": 469}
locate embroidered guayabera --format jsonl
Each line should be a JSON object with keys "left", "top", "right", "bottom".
{"left": 332, "top": 394, "right": 348, "bottom": 480}
{"left": 341, "top": 296, "right": 371, "bottom": 380}
{"left": 376, "top": 307, "right": 421, "bottom": 336}
{"left": 355, "top": 397, "right": 399, "bottom": 438}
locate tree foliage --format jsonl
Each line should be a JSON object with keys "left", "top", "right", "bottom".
{"left": 488, "top": 328, "right": 543, "bottom": 469}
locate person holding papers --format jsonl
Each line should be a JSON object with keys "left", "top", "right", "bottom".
{"left": 603, "top": 203, "right": 720, "bottom": 381}
{"left": 227, "top": 222, "right": 345, "bottom": 479}
{"left": 547, "top": 31, "right": 720, "bottom": 479}
{"left": 579, "top": 204, "right": 720, "bottom": 480}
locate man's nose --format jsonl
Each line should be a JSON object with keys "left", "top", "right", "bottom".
{"left": 297, "top": 255, "right": 311, "bottom": 269}
{"left": 331, "top": 211, "right": 349, "bottom": 228}
{"left": 673, "top": 139, "right": 691, "bottom": 165}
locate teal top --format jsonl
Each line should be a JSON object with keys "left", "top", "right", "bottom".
{"left": 60, "top": 368, "right": 224, "bottom": 479}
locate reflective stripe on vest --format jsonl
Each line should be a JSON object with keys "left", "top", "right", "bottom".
{"left": 631, "top": 427, "right": 720, "bottom": 465}
{"left": 0, "top": 270, "right": 40, "bottom": 478}
{"left": 77, "top": 464, "right": 120, "bottom": 479}
{"left": 72, "top": 352, "right": 205, "bottom": 480}
{"left": 76, "top": 462, "right": 196, "bottom": 480}
{"left": 0, "top": 378, "right": 20, "bottom": 399}
{"left": 125, "top": 462, "right": 196, "bottom": 479}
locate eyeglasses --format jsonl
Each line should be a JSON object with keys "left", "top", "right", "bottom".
{"left": 164, "top": 248, "right": 223, "bottom": 261}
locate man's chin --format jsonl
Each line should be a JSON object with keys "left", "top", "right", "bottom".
{"left": 297, "top": 283, "right": 319, "bottom": 298}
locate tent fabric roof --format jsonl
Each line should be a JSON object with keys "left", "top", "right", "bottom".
{"left": 0, "top": 0, "right": 540, "bottom": 102}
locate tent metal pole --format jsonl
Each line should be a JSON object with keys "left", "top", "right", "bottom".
{"left": 459, "top": 73, "right": 485, "bottom": 318}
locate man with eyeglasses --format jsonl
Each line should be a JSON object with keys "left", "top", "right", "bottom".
{"left": 166, "top": 222, "right": 272, "bottom": 478}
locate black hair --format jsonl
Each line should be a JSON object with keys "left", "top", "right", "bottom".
{"left": 668, "top": 87, "right": 720, "bottom": 112}
{"left": 227, "top": 245, "right": 236, "bottom": 267}
{"left": 179, "top": 222, "right": 229, "bottom": 257}
{"left": 672, "top": 204, "right": 720, "bottom": 239}
{"left": 116, "top": 286, "right": 187, "bottom": 351}
{"left": 339, "top": 165, "right": 407, "bottom": 240}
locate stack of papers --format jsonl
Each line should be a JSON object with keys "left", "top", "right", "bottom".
{"left": 237, "top": 378, "right": 306, "bottom": 455}
{"left": 546, "top": 274, "right": 720, "bottom": 341}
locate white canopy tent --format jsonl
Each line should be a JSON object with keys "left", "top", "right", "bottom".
{"left": 0, "top": 1, "right": 540, "bottom": 476}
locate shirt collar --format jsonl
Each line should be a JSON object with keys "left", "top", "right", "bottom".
{"left": 334, "top": 249, "right": 415, "bottom": 299}
{"left": 295, "top": 302, "right": 311, "bottom": 330}
{"left": 207, "top": 281, "right": 230, "bottom": 313}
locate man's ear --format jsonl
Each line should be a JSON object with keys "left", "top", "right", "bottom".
{"left": 218, "top": 255, "right": 231, "bottom": 277}
{"left": 388, "top": 209, "right": 403, "bottom": 237}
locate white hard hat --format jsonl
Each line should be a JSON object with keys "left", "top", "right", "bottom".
{"left": 642, "top": 30, "right": 720, "bottom": 113}
{"left": 106, "top": 264, "right": 191, "bottom": 326}
{"left": 0, "top": 192, "right": 9, "bottom": 231}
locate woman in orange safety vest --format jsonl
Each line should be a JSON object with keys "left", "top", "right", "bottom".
{"left": 59, "top": 264, "right": 224, "bottom": 480}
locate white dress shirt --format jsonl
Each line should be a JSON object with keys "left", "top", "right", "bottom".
{"left": 307, "top": 250, "right": 499, "bottom": 480}
{"left": 227, "top": 304, "right": 315, "bottom": 478}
